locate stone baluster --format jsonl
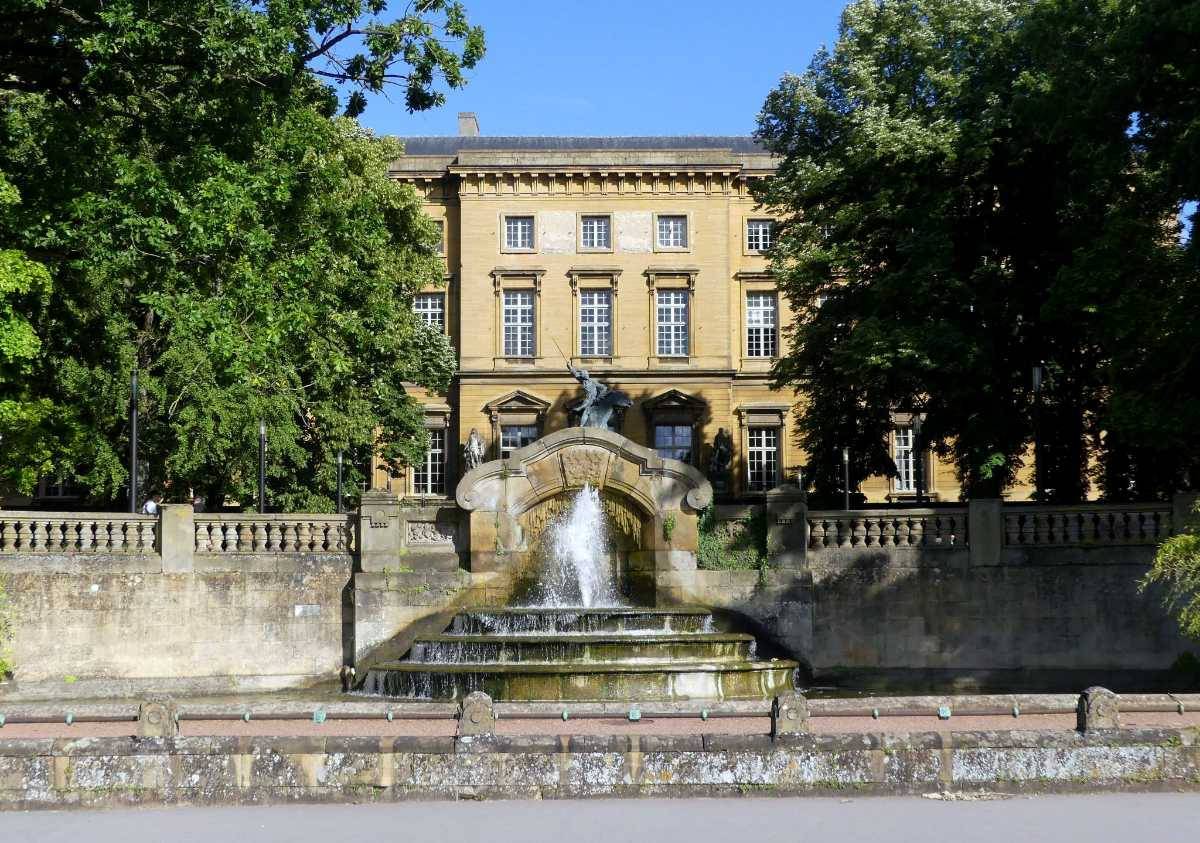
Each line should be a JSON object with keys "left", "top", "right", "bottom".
{"left": 29, "top": 519, "right": 45, "bottom": 552}
{"left": 0, "top": 519, "right": 14, "bottom": 552}
{"left": 909, "top": 516, "right": 925, "bottom": 546}
{"left": 139, "top": 520, "right": 154, "bottom": 552}
{"left": 1095, "top": 512, "right": 1111, "bottom": 543}
{"left": 240, "top": 521, "right": 255, "bottom": 552}
{"left": 866, "top": 517, "right": 882, "bottom": 547}
{"left": 265, "top": 522, "right": 280, "bottom": 552}
{"left": 808, "top": 518, "right": 825, "bottom": 549}
{"left": 1003, "top": 515, "right": 1019, "bottom": 545}
{"left": 288, "top": 522, "right": 302, "bottom": 552}
{"left": 850, "top": 517, "right": 866, "bottom": 547}
{"left": 297, "top": 521, "right": 312, "bottom": 553}
{"left": 222, "top": 522, "right": 237, "bottom": 553}
{"left": 1019, "top": 512, "right": 1035, "bottom": 545}
{"left": 878, "top": 518, "right": 897, "bottom": 552}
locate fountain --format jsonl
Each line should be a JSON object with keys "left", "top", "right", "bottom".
{"left": 359, "top": 373, "right": 798, "bottom": 701}
{"left": 360, "top": 483, "right": 798, "bottom": 702}
{"left": 525, "top": 484, "right": 621, "bottom": 609}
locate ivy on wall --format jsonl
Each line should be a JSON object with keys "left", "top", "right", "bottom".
{"left": 697, "top": 507, "right": 768, "bottom": 572}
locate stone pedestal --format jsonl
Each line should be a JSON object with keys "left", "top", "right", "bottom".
{"left": 766, "top": 486, "right": 807, "bottom": 569}
{"left": 458, "top": 691, "right": 496, "bottom": 736}
{"left": 1076, "top": 686, "right": 1120, "bottom": 731}
{"left": 159, "top": 504, "right": 194, "bottom": 573}
{"left": 771, "top": 692, "right": 810, "bottom": 737}
{"left": 968, "top": 498, "right": 1003, "bottom": 567}
{"left": 358, "top": 489, "right": 401, "bottom": 572}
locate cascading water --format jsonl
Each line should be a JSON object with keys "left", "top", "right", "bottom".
{"left": 528, "top": 484, "right": 622, "bottom": 608}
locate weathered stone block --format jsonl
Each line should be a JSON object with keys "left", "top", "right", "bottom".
{"left": 457, "top": 692, "right": 495, "bottom": 737}
{"left": 1077, "top": 686, "right": 1120, "bottom": 731}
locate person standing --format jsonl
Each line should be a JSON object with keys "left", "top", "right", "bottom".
{"left": 141, "top": 493, "right": 162, "bottom": 515}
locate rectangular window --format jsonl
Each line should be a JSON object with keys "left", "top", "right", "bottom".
{"left": 746, "top": 293, "right": 778, "bottom": 358}
{"left": 413, "top": 292, "right": 445, "bottom": 331}
{"left": 747, "top": 427, "right": 779, "bottom": 492}
{"left": 413, "top": 428, "right": 446, "bottom": 495}
{"left": 578, "top": 290, "right": 612, "bottom": 357}
{"left": 656, "top": 215, "right": 688, "bottom": 249}
{"left": 502, "top": 290, "right": 535, "bottom": 357}
{"left": 654, "top": 425, "right": 693, "bottom": 463}
{"left": 580, "top": 215, "right": 611, "bottom": 250}
{"left": 656, "top": 289, "right": 689, "bottom": 356}
{"left": 894, "top": 427, "right": 916, "bottom": 493}
{"left": 504, "top": 215, "right": 535, "bottom": 251}
{"left": 746, "top": 219, "right": 774, "bottom": 252}
{"left": 435, "top": 219, "right": 446, "bottom": 255}
{"left": 500, "top": 425, "right": 539, "bottom": 459}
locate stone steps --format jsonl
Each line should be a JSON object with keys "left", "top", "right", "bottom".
{"left": 444, "top": 607, "right": 716, "bottom": 636}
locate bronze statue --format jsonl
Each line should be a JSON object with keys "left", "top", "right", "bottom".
{"left": 707, "top": 427, "right": 733, "bottom": 489}
{"left": 568, "top": 362, "right": 632, "bottom": 431}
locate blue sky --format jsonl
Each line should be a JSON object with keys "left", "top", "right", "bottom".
{"left": 357, "top": 0, "right": 847, "bottom": 138}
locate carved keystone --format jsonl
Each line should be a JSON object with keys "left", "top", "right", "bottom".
{"left": 458, "top": 691, "right": 496, "bottom": 737}
{"left": 771, "top": 692, "right": 810, "bottom": 737}
{"left": 138, "top": 699, "right": 178, "bottom": 738}
{"left": 1076, "top": 686, "right": 1120, "bottom": 731}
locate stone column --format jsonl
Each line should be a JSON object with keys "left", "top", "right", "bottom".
{"left": 358, "top": 489, "right": 401, "bottom": 572}
{"left": 159, "top": 504, "right": 194, "bottom": 574}
{"left": 967, "top": 498, "right": 1003, "bottom": 567}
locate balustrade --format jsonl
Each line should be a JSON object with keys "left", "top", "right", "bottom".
{"left": 807, "top": 509, "right": 967, "bottom": 550}
{"left": 193, "top": 515, "right": 355, "bottom": 554}
{"left": 0, "top": 513, "right": 158, "bottom": 553}
{"left": 1003, "top": 505, "right": 1170, "bottom": 546}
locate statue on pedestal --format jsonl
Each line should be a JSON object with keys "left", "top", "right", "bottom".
{"left": 707, "top": 427, "right": 733, "bottom": 491}
{"left": 568, "top": 362, "right": 632, "bottom": 431}
{"left": 464, "top": 428, "right": 485, "bottom": 471}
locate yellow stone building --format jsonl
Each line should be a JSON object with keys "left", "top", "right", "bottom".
{"left": 382, "top": 114, "right": 1009, "bottom": 504}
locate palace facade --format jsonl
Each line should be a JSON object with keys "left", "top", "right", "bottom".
{"left": 379, "top": 114, "right": 1025, "bottom": 504}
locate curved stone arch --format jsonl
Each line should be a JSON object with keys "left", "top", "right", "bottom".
{"left": 456, "top": 427, "right": 712, "bottom": 516}
{"left": 454, "top": 427, "right": 713, "bottom": 576}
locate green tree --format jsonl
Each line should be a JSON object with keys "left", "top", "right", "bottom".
{"left": 754, "top": 0, "right": 1195, "bottom": 503}
{"left": 0, "top": 1, "right": 483, "bottom": 510}
{"left": 1143, "top": 499, "right": 1200, "bottom": 640}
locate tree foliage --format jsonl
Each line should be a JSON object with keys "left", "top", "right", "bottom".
{"left": 755, "top": 0, "right": 1199, "bottom": 504}
{"left": 0, "top": 1, "right": 483, "bottom": 510}
{"left": 1143, "top": 500, "right": 1200, "bottom": 641}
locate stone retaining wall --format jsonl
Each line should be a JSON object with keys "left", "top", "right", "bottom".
{"left": 0, "top": 728, "right": 1197, "bottom": 808}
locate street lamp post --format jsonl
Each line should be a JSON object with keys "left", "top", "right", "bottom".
{"left": 913, "top": 413, "right": 925, "bottom": 505}
{"left": 842, "top": 446, "right": 851, "bottom": 511}
{"left": 129, "top": 370, "right": 139, "bottom": 514}
{"left": 336, "top": 450, "right": 344, "bottom": 514}
{"left": 1032, "top": 365, "right": 1045, "bottom": 500}
{"left": 258, "top": 420, "right": 267, "bottom": 514}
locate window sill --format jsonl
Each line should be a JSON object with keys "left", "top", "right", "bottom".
{"left": 653, "top": 246, "right": 691, "bottom": 254}
{"left": 577, "top": 246, "right": 614, "bottom": 254}
{"left": 499, "top": 247, "right": 538, "bottom": 255}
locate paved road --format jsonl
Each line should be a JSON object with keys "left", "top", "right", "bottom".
{"left": 7, "top": 793, "right": 1200, "bottom": 842}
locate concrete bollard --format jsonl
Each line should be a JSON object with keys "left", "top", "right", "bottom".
{"left": 1076, "top": 686, "right": 1120, "bottom": 731}
{"left": 138, "top": 699, "right": 178, "bottom": 738}
{"left": 771, "top": 691, "right": 810, "bottom": 738}
{"left": 458, "top": 691, "right": 496, "bottom": 737}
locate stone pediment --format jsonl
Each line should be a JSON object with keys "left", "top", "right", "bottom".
{"left": 483, "top": 390, "right": 551, "bottom": 416}
{"left": 641, "top": 389, "right": 706, "bottom": 419}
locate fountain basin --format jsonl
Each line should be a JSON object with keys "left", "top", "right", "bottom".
{"left": 407, "top": 632, "right": 756, "bottom": 664}
{"left": 360, "top": 659, "right": 798, "bottom": 702}
{"left": 445, "top": 607, "right": 716, "bottom": 636}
